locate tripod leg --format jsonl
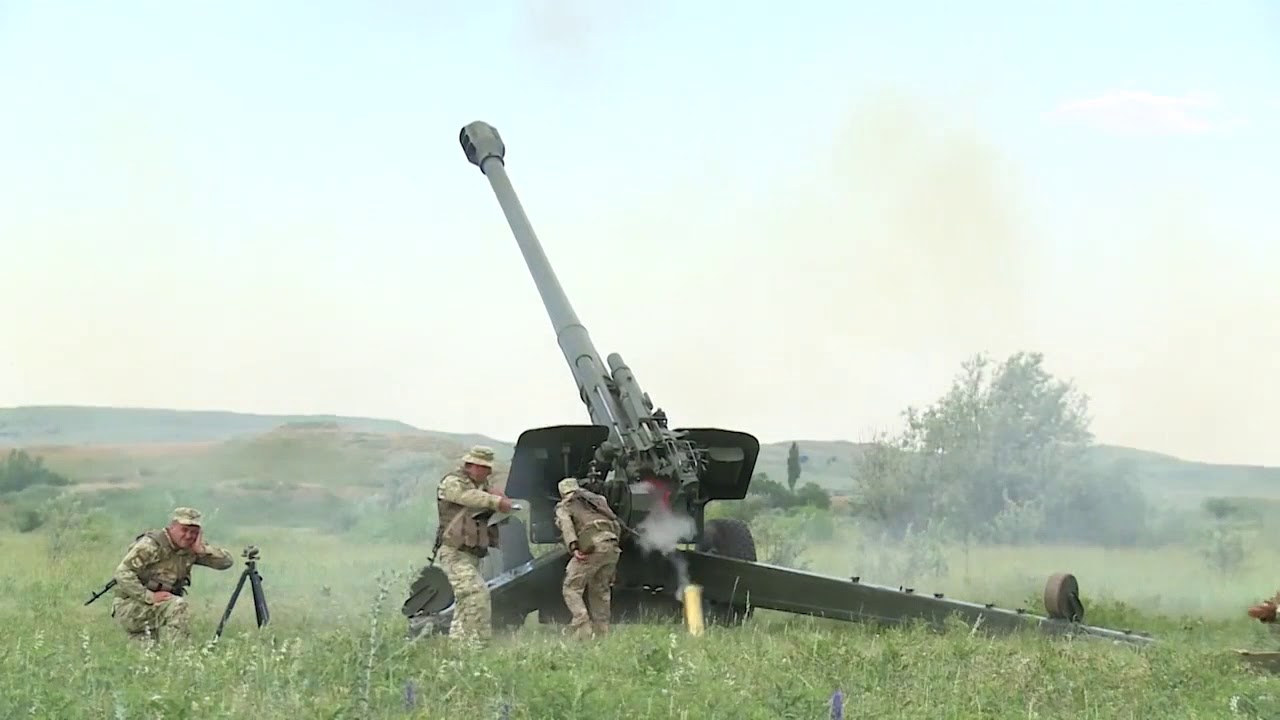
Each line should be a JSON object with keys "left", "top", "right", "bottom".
{"left": 215, "top": 568, "right": 249, "bottom": 639}
{"left": 248, "top": 568, "right": 270, "bottom": 628}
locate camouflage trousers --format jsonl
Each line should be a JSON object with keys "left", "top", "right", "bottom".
{"left": 111, "top": 596, "right": 191, "bottom": 642}
{"left": 438, "top": 546, "right": 491, "bottom": 645}
{"left": 563, "top": 540, "right": 620, "bottom": 637}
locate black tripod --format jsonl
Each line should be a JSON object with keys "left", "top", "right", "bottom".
{"left": 214, "top": 545, "right": 270, "bottom": 639}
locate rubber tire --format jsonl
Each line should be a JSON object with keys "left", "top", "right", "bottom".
{"left": 698, "top": 517, "right": 758, "bottom": 561}
{"left": 696, "top": 517, "right": 757, "bottom": 624}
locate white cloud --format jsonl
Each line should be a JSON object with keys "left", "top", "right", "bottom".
{"left": 1046, "top": 90, "right": 1221, "bottom": 135}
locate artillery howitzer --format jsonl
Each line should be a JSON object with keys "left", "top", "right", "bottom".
{"left": 402, "top": 121, "right": 1155, "bottom": 647}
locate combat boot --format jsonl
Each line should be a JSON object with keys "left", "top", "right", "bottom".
{"left": 564, "top": 618, "right": 592, "bottom": 639}
{"left": 591, "top": 621, "right": 609, "bottom": 637}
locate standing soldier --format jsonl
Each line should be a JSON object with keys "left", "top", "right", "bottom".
{"left": 111, "top": 507, "right": 235, "bottom": 642}
{"left": 554, "top": 477, "right": 622, "bottom": 638}
{"left": 435, "top": 445, "right": 512, "bottom": 646}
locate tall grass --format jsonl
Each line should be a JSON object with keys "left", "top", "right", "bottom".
{"left": 4, "top": 521, "right": 1280, "bottom": 717}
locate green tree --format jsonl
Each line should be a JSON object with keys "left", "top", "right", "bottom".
{"left": 786, "top": 442, "right": 802, "bottom": 491}
{"left": 1198, "top": 497, "right": 1248, "bottom": 576}
{"left": 850, "top": 351, "right": 1148, "bottom": 547}
{"left": 0, "top": 449, "right": 71, "bottom": 495}
{"left": 747, "top": 472, "right": 831, "bottom": 511}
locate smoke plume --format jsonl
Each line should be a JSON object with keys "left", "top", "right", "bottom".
{"left": 632, "top": 493, "right": 697, "bottom": 600}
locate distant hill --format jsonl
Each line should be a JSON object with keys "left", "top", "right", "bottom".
{"left": 0, "top": 405, "right": 490, "bottom": 446}
{"left": 0, "top": 404, "right": 509, "bottom": 448}
{"left": 3, "top": 405, "right": 1279, "bottom": 506}
{"left": 1082, "top": 444, "right": 1280, "bottom": 505}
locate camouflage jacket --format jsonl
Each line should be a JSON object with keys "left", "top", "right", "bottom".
{"left": 436, "top": 469, "right": 502, "bottom": 555}
{"left": 554, "top": 489, "right": 621, "bottom": 553}
{"left": 112, "top": 528, "right": 234, "bottom": 604}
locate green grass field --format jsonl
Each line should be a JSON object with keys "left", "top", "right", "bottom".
{"left": 6, "top": 521, "right": 1280, "bottom": 718}
{"left": 5, "top": 408, "right": 1280, "bottom": 716}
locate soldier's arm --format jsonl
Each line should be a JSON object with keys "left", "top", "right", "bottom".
{"left": 438, "top": 475, "right": 502, "bottom": 510}
{"left": 112, "top": 538, "right": 161, "bottom": 604}
{"left": 194, "top": 543, "right": 235, "bottom": 570}
{"left": 554, "top": 503, "right": 578, "bottom": 549}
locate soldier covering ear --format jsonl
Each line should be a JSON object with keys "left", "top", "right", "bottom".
{"left": 110, "top": 506, "right": 234, "bottom": 643}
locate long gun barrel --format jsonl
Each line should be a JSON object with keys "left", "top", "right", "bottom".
{"left": 459, "top": 122, "right": 702, "bottom": 511}
{"left": 401, "top": 120, "right": 1160, "bottom": 651}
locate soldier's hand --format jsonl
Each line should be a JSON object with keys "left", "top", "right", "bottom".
{"left": 496, "top": 496, "right": 513, "bottom": 513}
{"left": 573, "top": 549, "right": 588, "bottom": 561}
{"left": 151, "top": 591, "right": 175, "bottom": 604}
{"left": 191, "top": 528, "right": 206, "bottom": 555}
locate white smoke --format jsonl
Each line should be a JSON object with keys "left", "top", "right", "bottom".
{"left": 634, "top": 506, "right": 696, "bottom": 555}
{"left": 632, "top": 492, "right": 697, "bottom": 601}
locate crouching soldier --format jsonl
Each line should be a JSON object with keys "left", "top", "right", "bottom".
{"left": 554, "top": 477, "right": 622, "bottom": 638}
{"left": 111, "top": 506, "right": 235, "bottom": 642}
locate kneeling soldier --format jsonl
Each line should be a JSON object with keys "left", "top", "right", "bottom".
{"left": 111, "top": 507, "right": 234, "bottom": 642}
{"left": 555, "top": 477, "right": 622, "bottom": 638}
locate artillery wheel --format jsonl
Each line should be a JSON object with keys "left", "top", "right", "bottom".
{"left": 696, "top": 517, "right": 757, "bottom": 625}
{"left": 698, "top": 517, "right": 758, "bottom": 561}
{"left": 1043, "top": 572, "right": 1085, "bottom": 622}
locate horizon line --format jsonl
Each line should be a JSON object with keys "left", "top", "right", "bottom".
{"left": 2, "top": 402, "right": 1272, "bottom": 471}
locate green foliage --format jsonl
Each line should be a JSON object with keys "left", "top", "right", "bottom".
{"left": 786, "top": 441, "right": 802, "bottom": 491}
{"left": 704, "top": 495, "right": 770, "bottom": 525}
{"left": 747, "top": 473, "right": 831, "bottom": 511}
{"left": 41, "top": 495, "right": 116, "bottom": 560}
{"left": 794, "top": 481, "right": 830, "bottom": 509}
{"left": 2, "top": 524, "right": 1276, "bottom": 718}
{"left": 0, "top": 482, "right": 68, "bottom": 532}
{"left": 343, "top": 493, "right": 439, "bottom": 545}
{"left": 708, "top": 473, "right": 835, "bottom": 528}
{"left": 855, "top": 520, "right": 951, "bottom": 586}
{"left": 851, "top": 351, "right": 1151, "bottom": 548}
{"left": 747, "top": 507, "right": 838, "bottom": 568}
{"left": 1200, "top": 523, "right": 1246, "bottom": 577}
{"left": 0, "top": 449, "right": 71, "bottom": 495}
{"left": 1195, "top": 497, "right": 1256, "bottom": 577}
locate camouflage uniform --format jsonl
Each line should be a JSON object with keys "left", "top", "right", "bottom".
{"left": 435, "top": 445, "right": 506, "bottom": 645}
{"left": 554, "top": 477, "right": 622, "bottom": 637}
{"left": 110, "top": 507, "right": 234, "bottom": 642}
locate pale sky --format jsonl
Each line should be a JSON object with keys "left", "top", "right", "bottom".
{"left": 2, "top": 1, "right": 1277, "bottom": 466}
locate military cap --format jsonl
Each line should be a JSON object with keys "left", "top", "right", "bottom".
{"left": 172, "top": 507, "right": 203, "bottom": 526}
{"left": 462, "top": 445, "right": 496, "bottom": 468}
{"left": 558, "top": 477, "right": 580, "bottom": 496}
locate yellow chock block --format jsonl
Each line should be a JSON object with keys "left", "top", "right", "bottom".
{"left": 682, "top": 584, "right": 705, "bottom": 636}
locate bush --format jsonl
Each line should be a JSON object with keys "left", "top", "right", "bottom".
{"left": 39, "top": 495, "right": 117, "bottom": 559}
{"left": 746, "top": 474, "right": 832, "bottom": 512}
{"left": 748, "top": 507, "right": 840, "bottom": 569}
{"left": 0, "top": 450, "right": 71, "bottom": 495}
